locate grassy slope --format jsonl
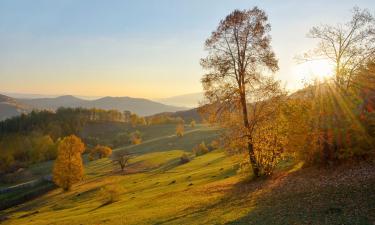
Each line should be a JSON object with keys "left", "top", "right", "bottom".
{"left": 1, "top": 148, "right": 375, "bottom": 225}
{"left": 1, "top": 123, "right": 374, "bottom": 224}
{"left": 0, "top": 150, "right": 238, "bottom": 225}
{"left": 0, "top": 124, "right": 219, "bottom": 188}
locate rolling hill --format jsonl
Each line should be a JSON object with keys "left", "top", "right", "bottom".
{"left": 0, "top": 94, "right": 30, "bottom": 121}
{"left": 16, "top": 95, "right": 187, "bottom": 116}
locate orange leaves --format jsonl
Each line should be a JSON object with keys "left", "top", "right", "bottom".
{"left": 176, "top": 123, "right": 185, "bottom": 137}
{"left": 52, "top": 135, "right": 85, "bottom": 191}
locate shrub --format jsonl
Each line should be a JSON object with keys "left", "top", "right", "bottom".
{"left": 96, "top": 145, "right": 112, "bottom": 158}
{"left": 176, "top": 123, "right": 184, "bottom": 137}
{"left": 130, "top": 131, "right": 142, "bottom": 145}
{"left": 101, "top": 184, "right": 124, "bottom": 205}
{"left": 208, "top": 140, "right": 220, "bottom": 151}
{"left": 180, "top": 153, "right": 190, "bottom": 164}
{"left": 88, "top": 145, "right": 112, "bottom": 161}
{"left": 193, "top": 142, "right": 209, "bottom": 156}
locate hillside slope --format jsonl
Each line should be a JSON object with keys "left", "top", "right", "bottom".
{"left": 0, "top": 150, "right": 374, "bottom": 225}
{"left": 0, "top": 94, "right": 30, "bottom": 120}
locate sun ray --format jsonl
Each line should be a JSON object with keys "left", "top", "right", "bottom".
{"left": 293, "top": 59, "right": 334, "bottom": 82}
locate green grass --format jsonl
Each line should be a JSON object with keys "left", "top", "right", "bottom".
{"left": 0, "top": 149, "right": 239, "bottom": 225}
{"left": 1, "top": 123, "right": 374, "bottom": 224}
{"left": 0, "top": 124, "right": 219, "bottom": 188}
{"left": 1, "top": 150, "right": 374, "bottom": 225}
{"left": 81, "top": 122, "right": 209, "bottom": 147}
{"left": 117, "top": 125, "right": 219, "bottom": 154}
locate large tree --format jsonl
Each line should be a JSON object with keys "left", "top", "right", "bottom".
{"left": 305, "top": 7, "right": 375, "bottom": 89}
{"left": 53, "top": 135, "right": 85, "bottom": 191}
{"left": 200, "top": 7, "right": 281, "bottom": 177}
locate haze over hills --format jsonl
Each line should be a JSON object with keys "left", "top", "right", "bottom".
{"left": 0, "top": 94, "right": 30, "bottom": 121}
{"left": 155, "top": 92, "right": 203, "bottom": 108}
{"left": 17, "top": 95, "right": 187, "bottom": 117}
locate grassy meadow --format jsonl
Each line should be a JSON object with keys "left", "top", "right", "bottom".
{"left": 1, "top": 123, "right": 374, "bottom": 225}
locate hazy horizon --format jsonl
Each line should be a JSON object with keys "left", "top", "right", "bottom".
{"left": 1, "top": 0, "right": 374, "bottom": 98}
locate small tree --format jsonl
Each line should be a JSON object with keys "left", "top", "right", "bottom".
{"left": 176, "top": 123, "right": 184, "bottom": 137}
{"left": 112, "top": 151, "right": 131, "bottom": 172}
{"left": 130, "top": 131, "right": 142, "bottom": 145}
{"left": 130, "top": 113, "right": 139, "bottom": 127}
{"left": 53, "top": 135, "right": 85, "bottom": 191}
{"left": 190, "top": 120, "right": 196, "bottom": 128}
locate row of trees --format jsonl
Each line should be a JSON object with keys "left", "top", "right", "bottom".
{"left": 0, "top": 133, "right": 57, "bottom": 173}
{"left": 200, "top": 7, "right": 375, "bottom": 177}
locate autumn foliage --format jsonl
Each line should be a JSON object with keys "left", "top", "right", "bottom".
{"left": 176, "top": 123, "right": 184, "bottom": 137}
{"left": 53, "top": 135, "right": 85, "bottom": 191}
{"left": 89, "top": 145, "right": 112, "bottom": 160}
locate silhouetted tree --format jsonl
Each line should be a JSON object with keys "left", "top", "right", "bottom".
{"left": 304, "top": 7, "right": 375, "bottom": 89}
{"left": 112, "top": 151, "right": 131, "bottom": 172}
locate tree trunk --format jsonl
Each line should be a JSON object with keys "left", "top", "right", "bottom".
{"left": 248, "top": 142, "right": 260, "bottom": 177}
{"left": 239, "top": 89, "right": 260, "bottom": 177}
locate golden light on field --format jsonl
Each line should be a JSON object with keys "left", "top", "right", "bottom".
{"left": 293, "top": 59, "right": 334, "bottom": 81}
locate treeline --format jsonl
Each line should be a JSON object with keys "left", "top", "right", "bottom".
{"left": 0, "top": 108, "right": 137, "bottom": 174}
{"left": 0, "top": 107, "right": 192, "bottom": 174}
{"left": 0, "top": 108, "right": 140, "bottom": 138}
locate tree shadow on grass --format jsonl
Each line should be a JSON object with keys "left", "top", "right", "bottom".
{"left": 225, "top": 163, "right": 375, "bottom": 225}
{"left": 154, "top": 162, "right": 375, "bottom": 225}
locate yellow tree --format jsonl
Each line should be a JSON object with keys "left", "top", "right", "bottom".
{"left": 53, "top": 135, "right": 85, "bottom": 191}
{"left": 176, "top": 123, "right": 184, "bottom": 137}
{"left": 130, "top": 113, "right": 138, "bottom": 127}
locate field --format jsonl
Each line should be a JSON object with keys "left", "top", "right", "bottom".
{"left": 0, "top": 124, "right": 375, "bottom": 225}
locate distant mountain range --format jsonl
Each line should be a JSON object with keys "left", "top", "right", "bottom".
{"left": 0, "top": 94, "right": 188, "bottom": 121}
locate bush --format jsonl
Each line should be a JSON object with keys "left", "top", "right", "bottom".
{"left": 190, "top": 120, "right": 196, "bottom": 128}
{"left": 193, "top": 142, "right": 209, "bottom": 156}
{"left": 208, "top": 140, "right": 220, "bottom": 151}
{"left": 180, "top": 153, "right": 190, "bottom": 164}
{"left": 101, "top": 184, "right": 124, "bottom": 205}
{"left": 130, "top": 131, "right": 142, "bottom": 145}
{"left": 176, "top": 123, "right": 184, "bottom": 137}
{"left": 88, "top": 145, "right": 112, "bottom": 161}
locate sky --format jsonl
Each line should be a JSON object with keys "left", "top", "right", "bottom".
{"left": 0, "top": 0, "right": 374, "bottom": 99}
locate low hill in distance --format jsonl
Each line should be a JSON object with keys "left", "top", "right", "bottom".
{"left": 15, "top": 95, "right": 188, "bottom": 117}
{"left": 155, "top": 92, "right": 203, "bottom": 108}
{"left": 0, "top": 94, "right": 30, "bottom": 121}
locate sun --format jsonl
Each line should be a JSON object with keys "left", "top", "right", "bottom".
{"left": 293, "top": 59, "right": 334, "bottom": 81}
